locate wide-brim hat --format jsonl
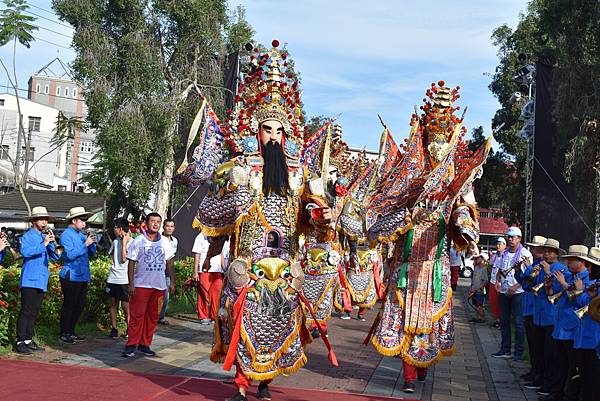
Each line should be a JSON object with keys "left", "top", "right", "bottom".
{"left": 542, "top": 238, "right": 566, "bottom": 255}
{"left": 65, "top": 206, "right": 93, "bottom": 221}
{"left": 526, "top": 235, "right": 547, "bottom": 247}
{"left": 27, "top": 206, "right": 53, "bottom": 221}
{"left": 563, "top": 245, "right": 600, "bottom": 266}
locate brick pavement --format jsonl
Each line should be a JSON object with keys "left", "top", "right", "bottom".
{"left": 2, "top": 278, "right": 536, "bottom": 400}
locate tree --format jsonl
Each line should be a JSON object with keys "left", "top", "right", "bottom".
{"left": 489, "top": 0, "right": 600, "bottom": 239}
{"left": 0, "top": 0, "right": 38, "bottom": 214}
{"left": 53, "top": 0, "right": 254, "bottom": 222}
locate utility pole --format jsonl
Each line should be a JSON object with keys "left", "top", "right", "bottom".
{"left": 13, "top": 113, "right": 22, "bottom": 188}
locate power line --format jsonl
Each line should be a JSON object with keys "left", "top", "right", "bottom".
{"left": 23, "top": 9, "right": 74, "bottom": 30}
{"left": 33, "top": 24, "right": 72, "bottom": 39}
{"left": 31, "top": 34, "right": 71, "bottom": 50}
{"left": 29, "top": 4, "right": 61, "bottom": 17}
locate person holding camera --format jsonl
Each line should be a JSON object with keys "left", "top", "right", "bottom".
{"left": 105, "top": 218, "right": 132, "bottom": 339}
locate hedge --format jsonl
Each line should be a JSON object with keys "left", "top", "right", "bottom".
{"left": 0, "top": 256, "right": 195, "bottom": 346}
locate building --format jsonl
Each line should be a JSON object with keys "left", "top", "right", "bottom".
{"left": 478, "top": 208, "right": 510, "bottom": 251}
{"left": 0, "top": 93, "right": 63, "bottom": 191}
{"left": 0, "top": 189, "right": 104, "bottom": 231}
{"left": 27, "top": 58, "right": 95, "bottom": 191}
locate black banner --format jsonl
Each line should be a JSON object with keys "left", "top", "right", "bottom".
{"left": 531, "top": 61, "right": 588, "bottom": 246}
{"left": 224, "top": 51, "right": 239, "bottom": 111}
{"left": 173, "top": 185, "right": 208, "bottom": 258}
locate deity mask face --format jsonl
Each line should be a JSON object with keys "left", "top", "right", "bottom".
{"left": 260, "top": 120, "right": 284, "bottom": 146}
{"left": 427, "top": 133, "right": 451, "bottom": 164}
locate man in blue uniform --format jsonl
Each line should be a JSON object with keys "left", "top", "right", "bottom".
{"left": 529, "top": 238, "right": 565, "bottom": 397}
{"left": 572, "top": 246, "right": 599, "bottom": 401}
{"left": 58, "top": 207, "right": 97, "bottom": 343}
{"left": 543, "top": 244, "right": 591, "bottom": 401}
{"left": 16, "top": 207, "right": 60, "bottom": 354}
{"left": 516, "top": 235, "right": 546, "bottom": 386}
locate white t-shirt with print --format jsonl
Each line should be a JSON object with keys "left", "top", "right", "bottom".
{"left": 107, "top": 238, "right": 130, "bottom": 284}
{"left": 498, "top": 246, "right": 532, "bottom": 294}
{"left": 192, "top": 234, "right": 229, "bottom": 273}
{"left": 128, "top": 233, "right": 175, "bottom": 290}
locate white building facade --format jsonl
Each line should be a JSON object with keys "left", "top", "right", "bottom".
{"left": 0, "top": 93, "right": 66, "bottom": 191}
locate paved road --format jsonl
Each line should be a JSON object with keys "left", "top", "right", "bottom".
{"left": 2, "top": 278, "right": 537, "bottom": 400}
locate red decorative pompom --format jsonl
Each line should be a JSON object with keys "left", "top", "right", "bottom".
{"left": 272, "top": 39, "right": 280, "bottom": 48}
{"left": 438, "top": 80, "right": 445, "bottom": 86}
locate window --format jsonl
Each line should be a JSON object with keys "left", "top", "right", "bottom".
{"left": 0, "top": 145, "right": 8, "bottom": 160}
{"left": 64, "top": 87, "right": 69, "bottom": 97}
{"left": 0, "top": 99, "right": 4, "bottom": 106}
{"left": 44, "top": 85, "right": 49, "bottom": 95}
{"left": 80, "top": 141, "right": 93, "bottom": 153}
{"left": 57, "top": 185, "right": 67, "bottom": 191}
{"left": 21, "top": 146, "right": 34, "bottom": 162}
{"left": 72, "top": 88, "right": 77, "bottom": 98}
{"left": 28, "top": 116, "right": 41, "bottom": 132}
{"left": 56, "top": 86, "right": 61, "bottom": 96}
{"left": 35, "top": 84, "right": 40, "bottom": 93}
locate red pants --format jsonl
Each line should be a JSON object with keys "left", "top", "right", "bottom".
{"left": 450, "top": 265, "right": 459, "bottom": 289}
{"left": 403, "top": 361, "right": 427, "bottom": 382}
{"left": 197, "top": 272, "right": 223, "bottom": 320}
{"left": 234, "top": 363, "right": 272, "bottom": 391}
{"left": 127, "top": 287, "right": 163, "bottom": 347}
{"left": 488, "top": 284, "right": 500, "bottom": 320}
{"left": 358, "top": 307, "right": 366, "bottom": 316}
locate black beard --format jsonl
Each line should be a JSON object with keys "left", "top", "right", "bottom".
{"left": 262, "top": 141, "right": 289, "bottom": 196}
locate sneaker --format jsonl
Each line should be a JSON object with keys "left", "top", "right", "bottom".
{"left": 340, "top": 312, "right": 351, "bottom": 320}
{"left": 357, "top": 314, "right": 366, "bottom": 321}
{"left": 536, "top": 389, "right": 551, "bottom": 396}
{"left": 200, "top": 318, "right": 211, "bottom": 325}
{"left": 257, "top": 382, "right": 271, "bottom": 400}
{"left": 71, "top": 334, "right": 85, "bottom": 342}
{"left": 492, "top": 321, "right": 501, "bottom": 329}
{"left": 121, "top": 345, "right": 136, "bottom": 357}
{"left": 492, "top": 350, "right": 511, "bottom": 358}
{"left": 110, "top": 328, "right": 119, "bottom": 339}
{"left": 59, "top": 334, "right": 75, "bottom": 344}
{"left": 26, "top": 341, "right": 44, "bottom": 352}
{"left": 512, "top": 354, "right": 523, "bottom": 361}
{"left": 310, "top": 327, "right": 321, "bottom": 339}
{"left": 402, "top": 381, "right": 415, "bottom": 393}
{"left": 227, "top": 393, "right": 247, "bottom": 401}
{"left": 15, "top": 342, "right": 33, "bottom": 355}
{"left": 138, "top": 345, "right": 156, "bottom": 356}
{"left": 157, "top": 319, "right": 169, "bottom": 325}
{"left": 523, "top": 382, "right": 542, "bottom": 389}
{"left": 418, "top": 373, "right": 427, "bottom": 382}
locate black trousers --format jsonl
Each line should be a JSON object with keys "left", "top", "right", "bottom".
{"left": 578, "top": 348, "right": 600, "bottom": 401}
{"left": 16, "top": 287, "right": 45, "bottom": 342}
{"left": 524, "top": 315, "right": 536, "bottom": 374}
{"left": 59, "top": 278, "right": 88, "bottom": 336}
{"left": 549, "top": 339, "right": 579, "bottom": 399}
{"left": 533, "top": 324, "right": 554, "bottom": 388}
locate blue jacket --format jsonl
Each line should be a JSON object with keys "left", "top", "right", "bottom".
{"left": 532, "top": 261, "right": 565, "bottom": 326}
{"left": 20, "top": 228, "right": 60, "bottom": 291}
{"left": 59, "top": 227, "right": 96, "bottom": 282}
{"left": 573, "top": 281, "right": 600, "bottom": 350}
{"left": 551, "top": 269, "right": 590, "bottom": 341}
{"left": 0, "top": 249, "right": 5, "bottom": 264}
{"left": 519, "top": 259, "right": 541, "bottom": 317}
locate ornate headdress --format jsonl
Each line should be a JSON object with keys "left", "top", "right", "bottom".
{"left": 225, "top": 40, "right": 304, "bottom": 159}
{"left": 418, "top": 81, "right": 467, "bottom": 165}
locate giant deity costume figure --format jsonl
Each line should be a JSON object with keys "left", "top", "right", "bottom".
{"left": 364, "top": 82, "right": 491, "bottom": 390}
{"left": 192, "top": 42, "right": 337, "bottom": 401}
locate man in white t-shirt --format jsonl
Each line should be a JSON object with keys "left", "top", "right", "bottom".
{"left": 122, "top": 213, "right": 175, "bottom": 357}
{"left": 492, "top": 226, "right": 532, "bottom": 361}
{"left": 105, "top": 218, "right": 131, "bottom": 339}
{"left": 192, "top": 233, "right": 229, "bottom": 325}
{"left": 158, "top": 219, "right": 178, "bottom": 325}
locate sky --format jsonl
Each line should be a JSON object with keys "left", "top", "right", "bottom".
{"left": 1, "top": 0, "right": 528, "bottom": 150}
